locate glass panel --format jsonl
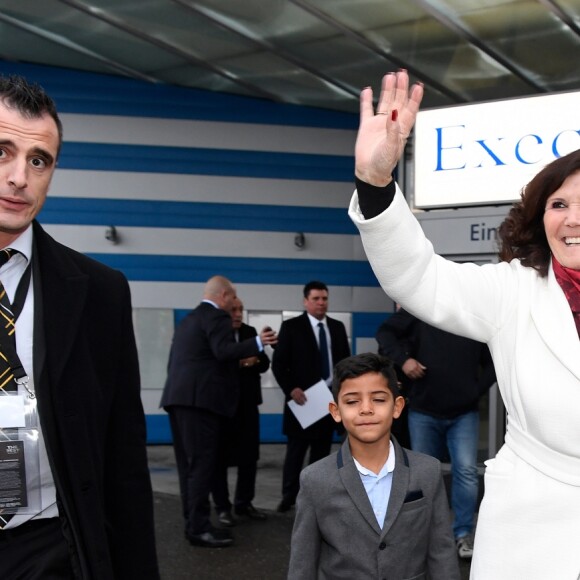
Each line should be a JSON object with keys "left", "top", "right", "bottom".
{"left": 314, "top": 0, "right": 534, "bottom": 104}
{"left": 133, "top": 309, "right": 174, "bottom": 391}
{"left": 3, "top": 0, "right": 580, "bottom": 113}
{"left": 0, "top": 22, "right": 117, "bottom": 75}
{"left": 445, "top": 0, "right": 580, "bottom": 92}
{"left": 0, "top": 0, "right": 185, "bottom": 75}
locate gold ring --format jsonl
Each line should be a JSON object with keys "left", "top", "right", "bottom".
{"left": 376, "top": 111, "right": 389, "bottom": 115}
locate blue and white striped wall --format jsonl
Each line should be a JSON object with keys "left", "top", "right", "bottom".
{"left": 0, "top": 61, "right": 393, "bottom": 443}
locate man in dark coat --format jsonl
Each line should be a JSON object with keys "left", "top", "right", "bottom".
{"left": 0, "top": 75, "right": 159, "bottom": 578}
{"left": 161, "top": 276, "right": 277, "bottom": 547}
{"left": 212, "top": 297, "right": 270, "bottom": 523}
{"left": 376, "top": 307, "right": 496, "bottom": 560}
{"left": 272, "top": 280, "right": 350, "bottom": 512}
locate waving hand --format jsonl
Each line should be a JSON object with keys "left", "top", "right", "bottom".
{"left": 355, "top": 70, "right": 424, "bottom": 187}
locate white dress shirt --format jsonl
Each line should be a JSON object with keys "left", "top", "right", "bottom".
{"left": 353, "top": 441, "right": 396, "bottom": 529}
{"left": 2, "top": 225, "right": 57, "bottom": 528}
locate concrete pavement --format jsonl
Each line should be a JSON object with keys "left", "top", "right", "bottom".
{"left": 148, "top": 444, "right": 472, "bottom": 579}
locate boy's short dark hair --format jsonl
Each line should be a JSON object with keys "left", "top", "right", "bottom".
{"left": 303, "top": 280, "right": 328, "bottom": 298}
{"left": 332, "top": 352, "right": 400, "bottom": 400}
{"left": 0, "top": 74, "right": 63, "bottom": 153}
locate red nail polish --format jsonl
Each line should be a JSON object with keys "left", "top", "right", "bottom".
{"left": 391, "top": 110, "right": 398, "bottom": 122}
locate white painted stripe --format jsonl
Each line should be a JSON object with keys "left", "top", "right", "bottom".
{"left": 49, "top": 170, "right": 353, "bottom": 208}
{"left": 60, "top": 114, "right": 356, "bottom": 156}
{"left": 128, "top": 282, "right": 388, "bottom": 312}
{"left": 43, "top": 225, "right": 364, "bottom": 261}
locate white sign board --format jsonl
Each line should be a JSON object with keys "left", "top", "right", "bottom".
{"left": 414, "top": 91, "right": 580, "bottom": 208}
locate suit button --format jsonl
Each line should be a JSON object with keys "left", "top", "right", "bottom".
{"left": 378, "top": 542, "right": 386, "bottom": 550}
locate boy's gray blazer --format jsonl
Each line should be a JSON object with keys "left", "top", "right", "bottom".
{"left": 287, "top": 438, "right": 460, "bottom": 580}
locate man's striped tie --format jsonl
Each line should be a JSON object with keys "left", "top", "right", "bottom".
{"left": 0, "top": 248, "right": 18, "bottom": 529}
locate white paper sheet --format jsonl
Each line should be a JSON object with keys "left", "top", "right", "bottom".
{"left": 287, "top": 379, "right": 333, "bottom": 429}
{"left": 0, "top": 395, "right": 26, "bottom": 428}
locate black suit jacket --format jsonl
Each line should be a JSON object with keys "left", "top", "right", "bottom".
{"left": 161, "top": 301, "right": 261, "bottom": 417}
{"left": 237, "top": 322, "right": 270, "bottom": 407}
{"left": 272, "top": 312, "right": 350, "bottom": 438}
{"left": 376, "top": 308, "right": 496, "bottom": 418}
{"left": 31, "top": 221, "right": 159, "bottom": 579}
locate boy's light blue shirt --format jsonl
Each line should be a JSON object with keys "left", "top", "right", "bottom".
{"left": 353, "top": 441, "right": 396, "bottom": 529}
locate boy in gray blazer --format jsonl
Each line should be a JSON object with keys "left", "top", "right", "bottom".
{"left": 288, "top": 353, "right": 460, "bottom": 580}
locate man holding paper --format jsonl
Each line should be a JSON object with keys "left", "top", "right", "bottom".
{"left": 272, "top": 281, "right": 350, "bottom": 513}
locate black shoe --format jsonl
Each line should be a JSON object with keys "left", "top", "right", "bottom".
{"left": 235, "top": 504, "right": 267, "bottom": 520}
{"left": 217, "top": 510, "right": 236, "bottom": 527}
{"left": 187, "top": 528, "right": 234, "bottom": 548}
{"left": 276, "top": 500, "right": 294, "bottom": 513}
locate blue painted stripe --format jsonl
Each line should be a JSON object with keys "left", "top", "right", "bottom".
{"left": 39, "top": 197, "right": 356, "bottom": 234}
{"left": 174, "top": 310, "right": 190, "bottom": 327}
{"left": 259, "top": 414, "right": 286, "bottom": 444}
{"left": 57, "top": 143, "right": 354, "bottom": 182}
{"left": 0, "top": 60, "right": 358, "bottom": 129}
{"left": 146, "top": 413, "right": 288, "bottom": 444}
{"left": 352, "top": 312, "right": 391, "bottom": 341}
{"left": 85, "top": 254, "right": 380, "bottom": 287}
{"left": 146, "top": 414, "right": 172, "bottom": 445}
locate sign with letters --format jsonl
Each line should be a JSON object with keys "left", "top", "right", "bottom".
{"left": 414, "top": 91, "right": 580, "bottom": 208}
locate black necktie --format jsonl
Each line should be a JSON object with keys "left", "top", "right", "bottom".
{"left": 318, "top": 322, "right": 330, "bottom": 380}
{"left": 0, "top": 249, "right": 17, "bottom": 393}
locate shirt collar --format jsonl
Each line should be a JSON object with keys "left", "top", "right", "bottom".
{"left": 2, "top": 224, "right": 33, "bottom": 263}
{"left": 307, "top": 312, "right": 326, "bottom": 328}
{"left": 202, "top": 299, "right": 219, "bottom": 309}
{"left": 353, "top": 440, "right": 396, "bottom": 478}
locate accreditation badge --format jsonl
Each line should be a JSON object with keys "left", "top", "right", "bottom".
{"left": 0, "top": 390, "right": 41, "bottom": 514}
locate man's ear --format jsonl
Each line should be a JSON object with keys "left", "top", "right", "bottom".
{"left": 393, "top": 395, "right": 405, "bottom": 420}
{"left": 329, "top": 401, "right": 342, "bottom": 424}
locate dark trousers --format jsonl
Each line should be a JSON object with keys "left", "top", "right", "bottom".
{"left": 212, "top": 461, "right": 258, "bottom": 512}
{"left": 0, "top": 518, "right": 75, "bottom": 579}
{"left": 212, "top": 401, "right": 260, "bottom": 512}
{"left": 281, "top": 436, "right": 332, "bottom": 504}
{"left": 168, "top": 406, "right": 228, "bottom": 535}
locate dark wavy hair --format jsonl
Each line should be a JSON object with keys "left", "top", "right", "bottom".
{"left": 332, "top": 352, "right": 400, "bottom": 401}
{"left": 0, "top": 74, "right": 63, "bottom": 154}
{"left": 498, "top": 149, "right": 580, "bottom": 277}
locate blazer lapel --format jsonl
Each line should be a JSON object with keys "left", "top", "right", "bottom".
{"left": 530, "top": 265, "right": 580, "bottom": 380}
{"left": 380, "top": 439, "right": 410, "bottom": 539}
{"left": 337, "top": 440, "right": 382, "bottom": 535}
{"left": 33, "top": 222, "right": 89, "bottom": 388}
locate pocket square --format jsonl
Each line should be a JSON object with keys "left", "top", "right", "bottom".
{"left": 403, "top": 489, "right": 424, "bottom": 503}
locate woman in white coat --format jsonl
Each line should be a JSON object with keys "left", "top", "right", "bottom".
{"left": 350, "top": 71, "right": 580, "bottom": 579}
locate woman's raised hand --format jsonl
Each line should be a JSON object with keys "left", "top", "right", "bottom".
{"left": 354, "top": 70, "right": 424, "bottom": 187}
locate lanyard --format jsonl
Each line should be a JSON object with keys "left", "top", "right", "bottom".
{"left": 0, "top": 259, "right": 33, "bottom": 396}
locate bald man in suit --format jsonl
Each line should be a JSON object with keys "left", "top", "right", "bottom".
{"left": 161, "top": 276, "right": 277, "bottom": 547}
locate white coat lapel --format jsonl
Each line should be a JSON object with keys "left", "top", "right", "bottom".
{"left": 530, "top": 265, "right": 580, "bottom": 380}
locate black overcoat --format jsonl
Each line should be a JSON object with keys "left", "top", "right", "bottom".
{"left": 32, "top": 220, "right": 159, "bottom": 579}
